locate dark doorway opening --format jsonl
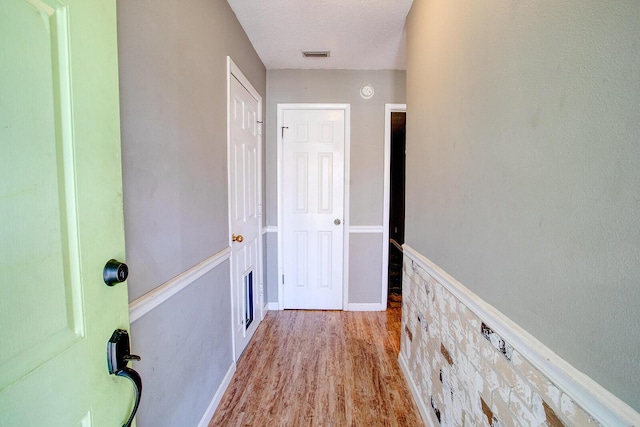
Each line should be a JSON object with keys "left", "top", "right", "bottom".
{"left": 388, "top": 111, "right": 406, "bottom": 300}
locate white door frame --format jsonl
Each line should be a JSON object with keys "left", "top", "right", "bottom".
{"left": 277, "top": 103, "right": 351, "bottom": 310}
{"left": 227, "top": 56, "right": 263, "bottom": 362}
{"left": 382, "top": 103, "right": 406, "bottom": 306}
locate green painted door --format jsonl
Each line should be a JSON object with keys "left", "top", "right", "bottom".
{"left": 0, "top": 0, "right": 134, "bottom": 425}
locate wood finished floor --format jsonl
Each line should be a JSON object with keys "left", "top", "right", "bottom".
{"left": 208, "top": 307, "right": 423, "bottom": 427}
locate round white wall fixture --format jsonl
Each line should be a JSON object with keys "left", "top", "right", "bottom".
{"left": 360, "top": 84, "right": 375, "bottom": 99}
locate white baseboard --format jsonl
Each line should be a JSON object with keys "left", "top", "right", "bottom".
{"left": 345, "top": 302, "right": 385, "bottom": 311}
{"left": 398, "top": 352, "right": 434, "bottom": 427}
{"left": 197, "top": 362, "right": 236, "bottom": 427}
{"left": 266, "top": 301, "right": 383, "bottom": 311}
{"left": 267, "top": 302, "right": 279, "bottom": 310}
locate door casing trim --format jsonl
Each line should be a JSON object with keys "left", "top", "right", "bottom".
{"left": 276, "top": 103, "right": 351, "bottom": 310}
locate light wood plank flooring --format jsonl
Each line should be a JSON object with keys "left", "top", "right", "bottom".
{"left": 208, "top": 307, "right": 423, "bottom": 427}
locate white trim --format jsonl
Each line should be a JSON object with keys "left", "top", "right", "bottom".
{"left": 264, "top": 225, "right": 278, "bottom": 233}
{"left": 402, "top": 244, "right": 640, "bottom": 427}
{"left": 227, "top": 57, "right": 264, "bottom": 360}
{"left": 228, "top": 58, "right": 261, "bottom": 105}
{"left": 383, "top": 103, "right": 406, "bottom": 316}
{"left": 257, "top": 98, "right": 264, "bottom": 322}
{"left": 277, "top": 105, "right": 284, "bottom": 311}
{"left": 399, "top": 352, "right": 433, "bottom": 427}
{"left": 345, "top": 302, "right": 385, "bottom": 312}
{"left": 129, "top": 247, "right": 231, "bottom": 322}
{"left": 342, "top": 107, "right": 351, "bottom": 311}
{"left": 349, "top": 225, "right": 384, "bottom": 234}
{"left": 277, "top": 103, "right": 351, "bottom": 311}
{"left": 196, "top": 362, "right": 236, "bottom": 427}
{"left": 226, "top": 57, "right": 235, "bottom": 361}
{"left": 267, "top": 302, "right": 279, "bottom": 310}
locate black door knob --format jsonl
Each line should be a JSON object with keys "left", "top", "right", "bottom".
{"left": 103, "top": 259, "right": 128, "bottom": 286}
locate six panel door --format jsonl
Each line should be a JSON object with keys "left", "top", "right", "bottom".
{"left": 282, "top": 109, "right": 345, "bottom": 310}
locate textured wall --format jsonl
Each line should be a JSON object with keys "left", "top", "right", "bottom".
{"left": 401, "top": 254, "right": 604, "bottom": 426}
{"left": 405, "top": 0, "right": 640, "bottom": 411}
{"left": 265, "top": 70, "right": 405, "bottom": 304}
{"left": 117, "top": 0, "right": 265, "bottom": 424}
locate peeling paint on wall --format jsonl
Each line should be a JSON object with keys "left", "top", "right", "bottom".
{"left": 400, "top": 256, "right": 603, "bottom": 426}
{"left": 481, "top": 322, "right": 513, "bottom": 361}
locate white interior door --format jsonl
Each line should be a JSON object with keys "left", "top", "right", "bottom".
{"left": 281, "top": 108, "right": 345, "bottom": 309}
{"left": 229, "top": 68, "right": 261, "bottom": 360}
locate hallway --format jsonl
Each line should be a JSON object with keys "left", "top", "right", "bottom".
{"left": 208, "top": 308, "right": 423, "bottom": 426}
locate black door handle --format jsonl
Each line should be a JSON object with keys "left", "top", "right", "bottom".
{"left": 115, "top": 367, "right": 142, "bottom": 427}
{"left": 107, "top": 329, "right": 142, "bottom": 427}
{"left": 104, "top": 259, "right": 128, "bottom": 286}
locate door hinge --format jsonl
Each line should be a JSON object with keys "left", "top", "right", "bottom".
{"left": 282, "top": 275, "right": 285, "bottom": 284}
{"left": 281, "top": 126, "right": 289, "bottom": 139}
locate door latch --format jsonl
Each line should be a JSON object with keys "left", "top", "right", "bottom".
{"left": 107, "top": 329, "right": 142, "bottom": 427}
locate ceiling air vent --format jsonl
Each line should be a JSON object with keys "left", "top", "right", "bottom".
{"left": 302, "top": 51, "right": 330, "bottom": 58}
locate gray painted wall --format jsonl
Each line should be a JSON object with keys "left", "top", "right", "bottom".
{"left": 266, "top": 70, "right": 406, "bottom": 225}
{"left": 130, "top": 267, "right": 230, "bottom": 426}
{"left": 406, "top": 0, "right": 640, "bottom": 411}
{"left": 265, "top": 231, "right": 278, "bottom": 304}
{"left": 348, "top": 234, "right": 383, "bottom": 304}
{"left": 117, "top": 0, "right": 265, "bottom": 424}
{"left": 118, "top": 0, "right": 265, "bottom": 298}
{"left": 266, "top": 70, "right": 405, "bottom": 304}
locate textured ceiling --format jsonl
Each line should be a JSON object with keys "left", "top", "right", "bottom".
{"left": 226, "top": 0, "right": 414, "bottom": 70}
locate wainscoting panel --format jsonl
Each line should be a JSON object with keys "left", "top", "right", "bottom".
{"left": 400, "top": 245, "right": 640, "bottom": 427}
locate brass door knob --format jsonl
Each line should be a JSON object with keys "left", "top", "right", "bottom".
{"left": 232, "top": 234, "right": 244, "bottom": 243}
